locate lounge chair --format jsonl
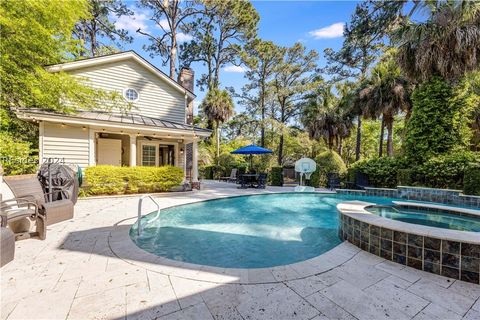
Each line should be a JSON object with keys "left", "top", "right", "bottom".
{"left": 219, "top": 168, "right": 238, "bottom": 183}
{"left": 4, "top": 175, "right": 74, "bottom": 226}
{"left": 0, "top": 227, "right": 14, "bottom": 267}
{"left": 1, "top": 197, "right": 46, "bottom": 240}
{"left": 327, "top": 172, "right": 341, "bottom": 190}
{"left": 255, "top": 173, "right": 267, "bottom": 189}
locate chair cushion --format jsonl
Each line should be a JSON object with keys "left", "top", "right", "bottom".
{"left": 4, "top": 175, "right": 45, "bottom": 205}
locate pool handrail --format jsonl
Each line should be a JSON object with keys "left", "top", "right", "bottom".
{"left": 137, "top": 194, "right": 160, "bottom": 236}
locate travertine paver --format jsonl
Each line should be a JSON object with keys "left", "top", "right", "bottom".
{"left": 1, "top": 181, "right": 479, "bottom": 320}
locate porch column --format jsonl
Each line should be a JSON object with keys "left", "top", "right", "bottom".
{"left": 192, "top": 139, "right": 199, "bottom": 183}
{"left": 182, "top": 142, "right": 188, "bottom": 183}
{"left": 129, "top": 134, "right": 137, "bottom": 167}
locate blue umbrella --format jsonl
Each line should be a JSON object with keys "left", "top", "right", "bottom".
{"left": 231, "top": 144, "right": 273, "bottom": 169}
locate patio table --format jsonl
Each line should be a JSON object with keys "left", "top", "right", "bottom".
{"left": 238, "top": 174, "right": 258, "bottom": 189}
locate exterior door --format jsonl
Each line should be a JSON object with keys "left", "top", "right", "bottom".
{"left": 97, "top": 138, "right": 122, "bottom": 166}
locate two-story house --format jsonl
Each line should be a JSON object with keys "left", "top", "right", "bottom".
{"left": 15, "top": 51, "right": 211, "bottom": 187}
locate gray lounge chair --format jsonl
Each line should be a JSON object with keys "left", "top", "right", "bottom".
{"left": 219, "top": 168, "right": 238, "bottom": 183}
{"left": 1, "top": 197, "right": 46, "bottom": 240}
{"left": 0, "top": 227, "right": 14, "bottom": 267}
{"left": 4, "top": 175, "right": 74, "bottom": 226}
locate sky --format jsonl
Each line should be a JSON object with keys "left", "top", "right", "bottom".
{"left": 116, "top": 1, "right": 360, "bottom": 114}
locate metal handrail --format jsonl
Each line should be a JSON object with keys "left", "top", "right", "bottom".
{"left": 137, "top": 194, "right": 160, "bottom": 236}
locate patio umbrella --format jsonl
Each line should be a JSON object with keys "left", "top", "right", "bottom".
{"left": 230, "top": 144, "right": 273, "bottom": 170}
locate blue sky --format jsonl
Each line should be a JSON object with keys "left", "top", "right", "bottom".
{"left": 117, "top": 1, "right": 360, "bottom": 113}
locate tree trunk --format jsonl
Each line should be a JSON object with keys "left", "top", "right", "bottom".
{"left": 386, "top": 118, "right": 394, "bottom": 157}
{"left": 355, "top": 116, "right": 362, "bottom": 161}
{"left": 379, "top": 116, "right": 385, "bottom": 157}
{"left": 216, "top": 121, "right": 220, "bottom": 164}
{"left": 170, "top": 34, "right": 177, "bottom": 79}
{"left": 277, "top": 133, "right": 284, "bottom": 166}
{"left": 260, "top": 85, "right": 265, "bottom": 147}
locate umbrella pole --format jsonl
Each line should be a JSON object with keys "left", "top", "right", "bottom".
{"left": 250, "top": 154, "right": 253, "bottom": 172}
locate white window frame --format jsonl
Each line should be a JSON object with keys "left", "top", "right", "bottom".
{"left": 139, "top": 140, "right": 179, "bottom": 167}
{"left": 123, "top": 88, "right": 140, "bottom": 102}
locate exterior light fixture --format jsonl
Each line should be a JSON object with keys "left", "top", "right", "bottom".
{"left": 180, "top": 148, "right": 184, "bottom": 154}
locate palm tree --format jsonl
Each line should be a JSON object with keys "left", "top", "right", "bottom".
{"left": 355, "top": 57, "right": 411, "bottom": 156}
{"left": 201, "top": 89, "right": 234, "bottom": 162}
{"left": 393, "top": 1, "right": 480, "bottom": 83}
{"left": 302, "top": 84, "right": 353, "bottom": 154}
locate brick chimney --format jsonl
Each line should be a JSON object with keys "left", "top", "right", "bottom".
{"left": 178, "top": 67, "right": 194, "bottom": 125}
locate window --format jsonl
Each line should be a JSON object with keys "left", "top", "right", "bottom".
{"left": 124, "top": 88, "right": 139, "bottom": 102}
{"left": 142, "top": 145, "right": 156, "bottom": 166}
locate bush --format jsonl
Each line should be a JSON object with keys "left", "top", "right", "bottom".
{"left": 405, "top": 77, "right": 469, "bottom": 163}
{"left": 351, "top": 157, "right": 406, "bottom": 188}
{"left": 82, "top": 165, "right": 183, "bottom": 196}
{"left": 215, "top": 152, "right": 247, "bottom": 178}
{"left": 200, "top": 165, "right": 214, "bottom": 179}
{"left": 0, "top": 132, "right": 38, "bottom": 175}
{"left": 417, "top": 151, "right": 479, "bottom": 189}
{"left": 397, "top": 169, "right": 413, "bottom": 186}
{"left": 310, "top": 150, "right": 347, "bottom": 187}
{"left": 464, "top": 165, "right": 480, "bottom": 196}
{"left": 270, "top": 167, "right": 283, "bottom": 186}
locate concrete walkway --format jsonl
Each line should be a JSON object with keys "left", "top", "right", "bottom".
{"left": 1, "top": 181, "right": 479, "bottom": 320}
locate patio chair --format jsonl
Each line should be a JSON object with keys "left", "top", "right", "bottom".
{"left": 219, "top": 169, "right": 238, "bottom": 183}
{"left": 4, "top": 175, "right": 74, "bottom": 226}
{"left": 0, "top": 227, "right": 14, "bottom": 267}
{"left": 327, "top": 172, "right": 341, "bottom": 190}
{"left": 255, "top": 173, "right": 267, "bottom": 189}
{"left": 1, "top": 197, "right": 46, "bottom": 240}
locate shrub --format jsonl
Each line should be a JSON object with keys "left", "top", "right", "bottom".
{"left": 464, "top": 165, "right": 480, "bottom": 196}
{"left": 405, "top": 77, "right": 469, "bottom": 163}
{"left": 216, "top": 152, "right": 247, "bottom": 177}
{"left": 0, "top": 132, "right": 38, "bottom": 175}
{"left": 200, "top": 165, "right": 214, "bottom": 179}
{"left": 82, "top": 165, "right": 183, "bottom": 196}
{"left": 397, "top": 169, "right": 413, "bottom": 186}
{"left": 270, "top": 167, "right": 283, "bottom": 186}
{"left": 351, "top": 157, "right": 406, "bottom": 188}
{"left": 417, "top": 151, "right": 479, "bottom": 189}
{"left": 310, "top": 150, "right": 347, "bottom": 187}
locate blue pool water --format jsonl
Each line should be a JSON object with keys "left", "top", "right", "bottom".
{"left": 367, "top": 206, "right": 480, "bottom": 232}
{"left": 130, "top": 193, "right": 396, "bottom": 268}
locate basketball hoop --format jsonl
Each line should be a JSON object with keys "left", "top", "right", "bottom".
{"left": 304, "top": 171, "right": 313, "bottom": 180}
{"left": 294, "top": 158, "right": 316, "bottom": 190}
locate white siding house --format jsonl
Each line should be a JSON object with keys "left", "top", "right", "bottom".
{"left": 17, "top": 51, "right": 210, "bottom": 185}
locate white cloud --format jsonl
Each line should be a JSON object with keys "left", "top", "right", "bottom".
{"left": 115, "top": 7, "right": 149, "bottom": 33}
{"left": 158, "top": 19, "right": 170, "bottom": 31}
{"left": 308, "top": 22, "right": 344, "bottom": 39}
{"left": 223, "top": 65, "right": 247, "bottom": 73}
{"left": 177, "top": 33, "right": 193, "bottom": 43}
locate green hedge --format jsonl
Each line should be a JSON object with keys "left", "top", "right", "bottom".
{"left": 463, "top": 166, "right": 480, "bottom": 196}
{"left": 270, "top": 167, "right": 283, "bottom": 186}
{"left": 310, "top": 150, "right": 347, "bottom": 188}
{"left": 81, "top": 165, "right": 183, "bottom": 196}
{"left": 351, "top": 151, "right": 479, "bottom": 190}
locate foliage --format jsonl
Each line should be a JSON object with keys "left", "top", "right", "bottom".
{"left": 270, "top": 167, "right": 283, "bottom": 186}
{"left": 417, "top": 151, "right": 479, "bottom": 189}
{"left": 180, "top": 0, "right": 259, "bottom": 90}
{"left": 0, "top": 132, "right": 38, "bottom": 176}
{"left": 393, "top": 1, "right": 480, "bottom": 82}
{"left": 73, "top": 0, "right": 133, "bottom": 57}
{"left": 81, "top": 165, "right": 183, "bottom": 196}
{"left": 351, "top": 156, "right": 406, "bottom": 188}
{"left": 397, "top": 169, "right": 413, "bottom": 186}
{"left": 215, "top": 152, "right": 247, "bottom": 178}
{"left": 271, "top": 42, "right": 319, "bottom": 165}
{"left": 138, "top": 0, "right": 201, "bottom": 78}
{"left": 310, "top": 150, "right": 347, "bottom": 187}
{"left": 201, "top": 88, "right": 235, "bottom": 161}
{"left": 0, "top": 0, "right": 122, "bottom": 113}
{"left": 463, "top": 165, "right": 480, "bottom": 196}
{"left": 405, "top": 77, "right": 469, "bottom": 163}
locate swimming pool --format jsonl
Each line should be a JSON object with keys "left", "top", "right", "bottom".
{"left": 130, "top": 193, "right": 399, "bottom": 268}
{"left": 366, "top": 205, "right": 480, "bottom": 232}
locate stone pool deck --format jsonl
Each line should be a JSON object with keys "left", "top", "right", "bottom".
{"left": 1, "top": 181, "right": 479, "bottom": 320}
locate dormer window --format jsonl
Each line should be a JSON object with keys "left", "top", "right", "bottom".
{"left": 124, "top": 88, "right": 139, "bottom": 102}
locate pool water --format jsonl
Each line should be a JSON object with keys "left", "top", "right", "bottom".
{"left": 367, "top": 206, "right": 480, "bottom": 232}
{"left": 130, "top": 193, "right": 395, "bottom": 268}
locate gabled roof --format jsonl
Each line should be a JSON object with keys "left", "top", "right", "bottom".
{"left": 46, "top": 51, "right": 195, "bottom": 99}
